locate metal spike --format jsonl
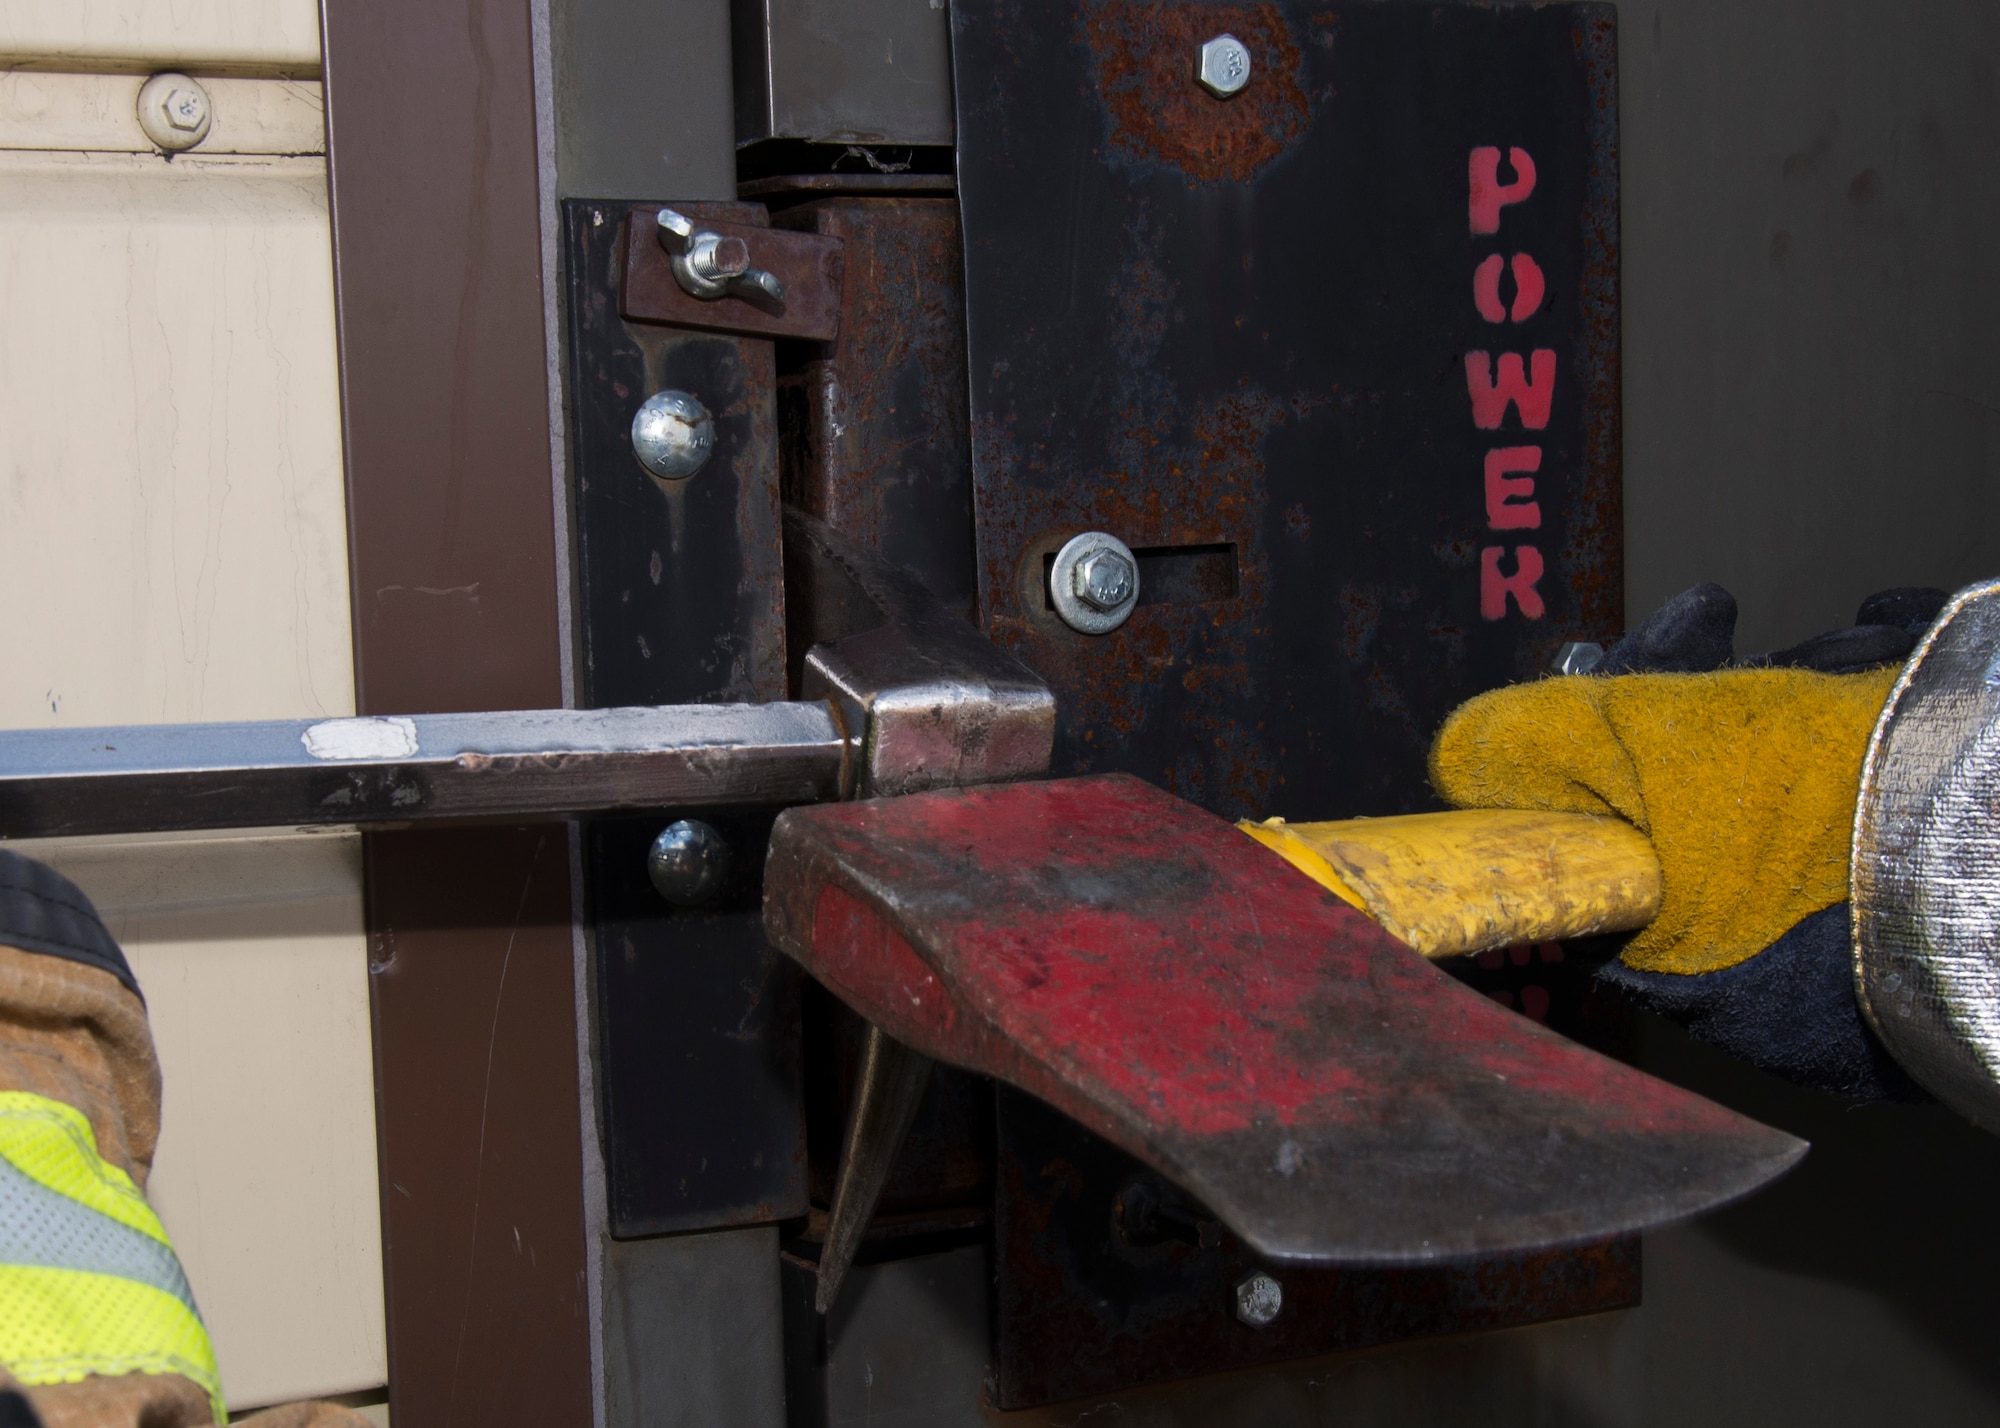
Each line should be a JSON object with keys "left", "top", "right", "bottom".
{"left": 816, "top": 1022, "right": 933, "bottom": 1315}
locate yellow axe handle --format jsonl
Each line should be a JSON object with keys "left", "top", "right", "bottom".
{"left": 1239, "top": 809, "right": 1661, "bottom": 959}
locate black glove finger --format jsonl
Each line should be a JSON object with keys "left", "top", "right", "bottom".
{"left": 1738, "top": 623, "right": 1916, "bottom": 675}
{"left": 1855, "top": 586, "right": 1948, "bottom": 634}
{"left": 1596, "top": 582, "right": 1737, "bottom": 675}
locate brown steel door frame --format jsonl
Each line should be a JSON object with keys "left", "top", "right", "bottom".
{"left": 321, "top": 2, "right": 594, "bottom": 1422}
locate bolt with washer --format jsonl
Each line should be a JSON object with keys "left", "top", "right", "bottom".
{"left": 631, "top": 390, "right": 715, "bottom": 482}
{"left": 1234, "top": 1270, "right": 1283, "bottom": 1328}
{"left": 136, "top": 73, "right": 214, "bottom": 152}
{"left": 1198, "top": 34, "right": 1254, "bottom": 99}
{"left": 1050, "top": 532, "right": 1140, "bottom": 635}
{"left": 1077, "top": 547, "right": 1136, "bottom": 613}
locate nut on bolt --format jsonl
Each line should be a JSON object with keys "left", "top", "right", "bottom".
{"left": 1050, "top": 532, "right": 1140, "bottom": 635}
{"left": 1234, "top": 1270, "right": 1283, "bottom": 1328}
{"left": 1198, "top": 34, "right": 1253, "bottom": 99}
{"left": 657, "top": 208, "right": 786, "bottom": 303}
{"left": 136, "top": 73, "right": 214, "bottom": 152}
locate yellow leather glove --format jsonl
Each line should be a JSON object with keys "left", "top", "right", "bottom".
{"left": 1427, "top": 665, "right": 1897, "bottom": 975}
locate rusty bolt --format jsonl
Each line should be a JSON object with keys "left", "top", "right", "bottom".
{"left": 1050, "top": 532, "right": 1140, "bottom": 635}
{"left": 1234, "top": 1270, "right": 1283, "bottom": 1328}
{"left": 1077, "top": 548, "right": 1136, "bottom": 613}
{"left": 1198, "top": 34, "right": 1253, "bottom": 99}
{"left": 1551, "top": 641, "right": 1605, "bottom": 676}
{"left": 136, "top": 73, "right": 214, "bottom": 152}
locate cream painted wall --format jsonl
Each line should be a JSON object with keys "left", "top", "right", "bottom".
{"left": 0, "top": 10, "right": 387, "bottom": 1414}
{"left": 0, "top": 2, "right": 322, "bottom": 76}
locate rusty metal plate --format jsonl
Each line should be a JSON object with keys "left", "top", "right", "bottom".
{"left": 622, "top": 207, "right": 845, "bottom": 341}
{"left": 992, "top": 1087, "right": 1638, "bottom": 1408}
{"left": 953, "top": 0, "right": 1622, "bottom": 819}
{"left": 774, "top": 197, "right": 978, "bottom": 613}
{"left": 765, "top": 774, "right": 1804, "bottom": 1265}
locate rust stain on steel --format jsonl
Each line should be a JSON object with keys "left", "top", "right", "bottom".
{"left": 765, "top": 774, "right": 1805, "bottom": 1265}
{"left": 775, "top": 198, "right": 977, "bottom": 611}
{"left": 621, "top": 207, "right": 846, "bottom": 343}
{"left": 1079, "top": 0, "right": 1314, "bottom": 184}
{"left": 972, "top": 203, "right": 1306, "bottom": 815}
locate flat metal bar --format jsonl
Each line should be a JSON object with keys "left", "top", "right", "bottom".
{"left": 0, "top": 703, "right": 846, "bottom": 838}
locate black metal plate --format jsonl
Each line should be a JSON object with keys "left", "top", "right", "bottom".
{"left": 567, "top": 199, "right": 787, "bottom": 709}
{"left": 586, "top": 811, "right": 806, "bottom": 1235}
{"left": 955, "top": 0, "right": 1621, "bottom": 820}
{"left": 564, "top": 197, "right": 805, "bottom": 1235}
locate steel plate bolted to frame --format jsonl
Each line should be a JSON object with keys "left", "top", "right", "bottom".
{"left": 952, "top": 0, "right": 1622, "bottom": 823}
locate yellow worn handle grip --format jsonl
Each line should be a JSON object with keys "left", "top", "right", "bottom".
{"left": 1239, "top": 809, "right": 1662, "bottom": 959}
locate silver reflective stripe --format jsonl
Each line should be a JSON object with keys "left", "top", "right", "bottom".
{"left": 0, "top": 1154, "right": 198, "bottom": 1316}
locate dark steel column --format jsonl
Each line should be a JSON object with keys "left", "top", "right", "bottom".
{"left": 321, "top": 2, "right": 592, "bottom": 1422}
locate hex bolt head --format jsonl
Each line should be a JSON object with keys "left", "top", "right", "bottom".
{"left": 631, "top": 390, "right": 715, "bottom": 482}
{"left": 1198, "top": 34, "right": 1253, "bottom": 99}
{"left": 136, "top": 73, "right": 214, "bottom": 152}
{"left": 1050, "top": 532, "right": 1141, "bottom": 635}
{"left": 647, "top": 819, "right": 731, "bottom": 907}
{"left": 1234, "top": 1270, "right": 1283, "bottom": 1328}
{"left": 1551, "top": 640, "right": 1606, "bottom": 676}
{"left": 1076, "top": 548, "right": 1136, "bottom": 613}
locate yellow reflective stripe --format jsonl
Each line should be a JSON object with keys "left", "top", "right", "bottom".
{"left": 0, "top": 1092, "right": 165, "bottom": 1246}
{"left": 0, "top": 1092, "right": 224, "bottom": 1422}
{"left": 0, "top": 1264, "right": 224, "bottom": 1423}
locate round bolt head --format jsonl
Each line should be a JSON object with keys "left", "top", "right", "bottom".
{"left": 647, "top": 819, "right": 731, "bottom": 907}
{"left": 1050, "top": 532, "right": 1140, "bottom": 635}
{"left": 631, "top": 389, "right": 715, "bottom": 482}
{"left": 1552, "top": 640, "right": 1605, "bottom": 676}
{"left": 1198, "top": 34, "right": 1253, "bottom": 99}
{"left": 1234, "top": 1270, "right": 1283, "bottom": 1328}
{"left": 1076, "top": 548, "right": 1136, "bottom": 612}
{"left": 136, "top": 73, "right": 213, "bottom": 152}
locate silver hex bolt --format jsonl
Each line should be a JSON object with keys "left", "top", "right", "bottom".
{"left": 1198, "top": 34, "right": 1253, "bottom": 99}
{"left": 136, "top": 73, "right": 214, "bottom": 152}
{"left": 631, "top": 390, "right": 715, "bottom": 482}
{"left": 648, "top": 819, "right": 731, "bottom": 907}
{"left": 1551, "top": 640, "right": 1605, "bottom": 676}
{"left": 1050, "top": 532, "right": 1140, "bottom": 635}
{"left": 1077, "top": 548, "right": 1136, "bottom": 613}
{"left": 1234, "top": 1270, "right": 1283, "bottom": 1328}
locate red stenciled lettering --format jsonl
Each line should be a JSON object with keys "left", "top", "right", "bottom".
{"left": 1484, "top": 447, "right": 1542, "bottom": 529}
{"left": 1469, "top": 147, "right": 1537, "bottom": 234}
{"left": 1471, "top": 254, "right": 1545, "bottom": 323}
{"left": 1481, "top": 545, "right": 1545, "bottom": 620}
{"left": 1464, "top": 349, "right": 1556, "bottom": 429}
{"left": 1507, "top": 253, "right": 1544, "bottom": 320}
{"left": 1472, "top": 255, "right": 1506, "bottom": 322}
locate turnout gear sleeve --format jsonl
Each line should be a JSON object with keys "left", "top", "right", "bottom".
{"left": 0, "top": 849, "right": 372, "bottom": 1428}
